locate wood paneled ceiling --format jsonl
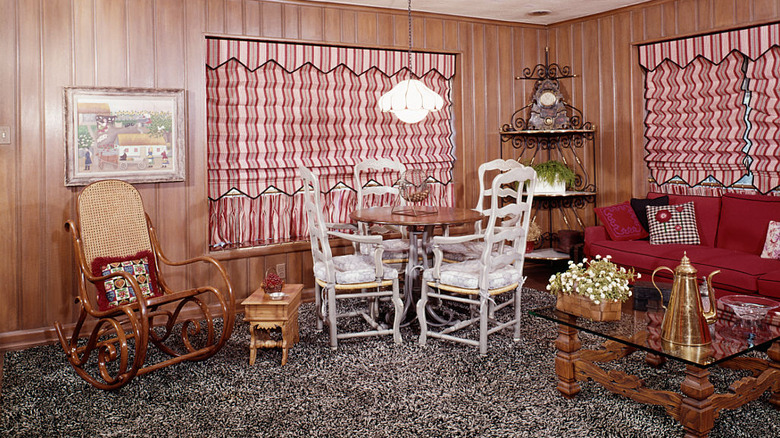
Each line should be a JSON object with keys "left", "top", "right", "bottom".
{"left": 305, "top": 0, "right": 655, "bottom": 24}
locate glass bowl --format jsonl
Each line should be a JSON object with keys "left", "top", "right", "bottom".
{"left": 719, "top": 295, "right": 780, "bottom": 321}
{"left": 268, "top": 292, "right": 286, "bottom": 300}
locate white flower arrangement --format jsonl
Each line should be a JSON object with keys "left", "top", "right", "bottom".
{"left": 546, "top": 255, "right": 640, "bottom": 304}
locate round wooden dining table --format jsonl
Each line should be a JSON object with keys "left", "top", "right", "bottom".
{"left": 349, "top": 206, "right": 484, "bottom": 322}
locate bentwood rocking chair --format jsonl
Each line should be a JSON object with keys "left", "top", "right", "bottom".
{"left": 55, "top": 180, "right": 235, "bottom": 390}
{"left": 299, "top": 166, "right": 403, "bottom": 349}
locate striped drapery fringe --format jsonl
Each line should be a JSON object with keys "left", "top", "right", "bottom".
{"left": 206, "top": 38, "right": 456, "bottom": 248}
{"left": 639, "top": 23, "right": 780, "bottom": 194}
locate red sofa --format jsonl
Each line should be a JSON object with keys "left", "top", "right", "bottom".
{"left": 585, "top": 192, "right": 780, "bottom": 300}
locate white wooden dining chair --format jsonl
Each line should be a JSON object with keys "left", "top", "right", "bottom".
{"left": 353, "top": 158, "right": 410, "bottom": 264}
{"left": 417, "top": 166, "right": 537, "bottom": 355}
{"left": 442, "top": 158, "right": 525, "bottom": 262}
{"left": 299, "top": 166, "right": 403, "bottom": 349}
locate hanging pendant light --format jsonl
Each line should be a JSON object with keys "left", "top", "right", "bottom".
{"left": 378, "top": 0, "right": 444, "bottom": 124}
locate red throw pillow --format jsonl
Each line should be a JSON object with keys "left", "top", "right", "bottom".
{"left": 594, "top": 202, "right": 649, "bottom": 241}
{"left": 91, "top": 250, "right": 161, "bottom": 311}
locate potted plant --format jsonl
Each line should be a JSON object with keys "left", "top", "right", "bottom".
{"left": 546, "top": 255, "right": 640, "bottom": 321}
{"left": 530, "top": 160, "right": 576, "bottom": 194}
{"left": 526, "top": 219, "right": 542, "bottom": 253}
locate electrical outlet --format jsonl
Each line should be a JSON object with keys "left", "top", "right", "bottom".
{"left": 0, "top": 126, "right": 10, "bottom": 145}
{"left": 276, "top": 263, "right": 286, "bottom": 280}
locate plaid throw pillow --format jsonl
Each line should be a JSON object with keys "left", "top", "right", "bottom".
{"left": 646, "top": 202, "right": 701, "bottom": 245}
{"left": 91, "top": 250, "right": 161, "bottom": 311}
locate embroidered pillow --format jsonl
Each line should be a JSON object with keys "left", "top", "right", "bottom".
{"left": 594, "top": 202, "right": 648, "bottom": 241}
{"left": 91, "top": 250, "right": 161, "bottom": 311}
{"left": 630, "top": 195, "right": 669, "bottom": 232}
{"left": 646, "top": 202, "right": 700, "bottom": 245}
{"left": 760, "top": 221, "right": 780, "bottom": 259}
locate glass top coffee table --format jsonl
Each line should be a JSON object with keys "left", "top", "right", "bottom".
{"left": 530, "top": 302, "right": 780, "bottom": 437}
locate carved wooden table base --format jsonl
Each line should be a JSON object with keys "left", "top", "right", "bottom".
{"left": 555, "top": 322, "right": 780, "bottom": 438}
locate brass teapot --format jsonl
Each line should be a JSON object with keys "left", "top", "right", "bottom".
{"left": 652, "top": 252, "right": 719, "bottom": 348}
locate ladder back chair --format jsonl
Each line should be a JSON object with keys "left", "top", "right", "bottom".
{"left": 442, "top": 158, "right": 525, "bottom": 262}
{"left": 55, "top": 180, "right": 235, "bottom": 390}
{"left": 299, "top": 166, "right": 403, "bottom": 349}
{"left": 417, "top": 167, "right": 537, "bottom": 355}
{"left": 353, "top": 158, "right": 410, "bottom": 264}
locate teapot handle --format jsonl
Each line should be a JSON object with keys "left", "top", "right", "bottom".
{"left": 703, "top": 270, "right": 721, "bottom": 324}
{"left": 651, "top": 266, "right": 674, "bottom": 309}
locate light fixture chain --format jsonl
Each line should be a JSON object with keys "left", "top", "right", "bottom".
{"left": 407, "top": 0, "right": 412, "bottom": 75}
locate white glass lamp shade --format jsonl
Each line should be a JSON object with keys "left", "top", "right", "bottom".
{"left": 378, "top": 79, "right": 445, "bottom": 124}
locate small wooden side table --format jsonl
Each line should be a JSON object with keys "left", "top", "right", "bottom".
{"left": 241, "top": 283, "right": 302, "bottom": 366}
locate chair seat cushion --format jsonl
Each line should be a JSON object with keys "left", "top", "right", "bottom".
{"left": 440, "top": 241, "right": 514, "bottom": 262}
{"left": 91, "top": 250, "right": 162, "bottom": 311}
{"left": 423, "top": 260, "right": 522, "bottom": 291}
{"left": 360, "top": 238, "right": 409, "bottom": 261}
{"left": 314, "top": 254, "right": 398, "bottom": 285}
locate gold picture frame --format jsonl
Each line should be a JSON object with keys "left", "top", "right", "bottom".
{"left": 64, "top": 87, "right": 186, "bottom": 186}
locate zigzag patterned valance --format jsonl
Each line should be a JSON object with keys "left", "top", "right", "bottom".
{"left": 206, "top": 37, "right": 456, "bottom": 79}
{"left": 639, "top": 22, "right": 780, "bottom": 70}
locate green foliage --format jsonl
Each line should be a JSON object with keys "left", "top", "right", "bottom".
{"left": 531, "top": 160, "right": 576, "bottom": 186}
{"left": 147, "top": 112, "right": 172, "bottom": 138}
{"left": 77, "top": 125, "right": 93, "bottom": 149}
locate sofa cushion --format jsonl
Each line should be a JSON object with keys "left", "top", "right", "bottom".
{"left": 717, "top": 193, "right": 780, "bottom": 254}
{"left": 647, "top": 202, "right": 700, "bottom": 245}
{"left": 630, "top": 195, "right": 669, "bottom": 232}
{"left": 587, "top": 240, "right": 780, "bottom": 296}
{"left": 594, "top": 202, "right": 648, "bottom": 241}
{"left": 648, "top": 192, "right": 721, "bottom": 246}
{"left": 761, "top": 220, "right": 780, "bottom": 260}
{"left": 756, "top": 270, "right": 780, "bottom": 299}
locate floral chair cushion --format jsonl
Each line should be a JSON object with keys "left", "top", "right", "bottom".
{"left": 422, "top": 259, "right": 522, "bottom": 290}
{"left": 314, "top": 254, "right": 399, "bottom": 285}
{"left": 359, "top": 238, "right": 409, "bottom": 261}
{"left": 440, "top": 241, "right": 514, "bottom": 262}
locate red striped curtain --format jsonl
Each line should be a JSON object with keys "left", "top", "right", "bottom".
{"left": 206, "top": 38, "right": 456, "bottom": 248}
{"left": 639, "top": 22, "right": 780, "bottom": 195}
{"left": 745, "top": 46, "right": 780, "bottom": 194}
{"left": 643, "top": 52, "right": 748, "bottom": 187}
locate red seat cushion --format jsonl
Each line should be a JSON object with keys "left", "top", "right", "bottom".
{"left": 756, "top": 270, "right": 780, "bottom": 299}
{"left": 716, "top": 193, "right": 780, "bottom": 254}
{"left": 588, "top": 240, "right": 780, "bottom": 296}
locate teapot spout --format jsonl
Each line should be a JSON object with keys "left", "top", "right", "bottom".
{"left": 703, "top": 270, "right": 720, "bottom": 324}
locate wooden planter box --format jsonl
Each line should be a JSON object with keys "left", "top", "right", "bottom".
{"left": 556, "top": 292, "right": 622, "bottom": 321}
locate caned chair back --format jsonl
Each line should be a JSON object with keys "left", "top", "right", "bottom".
{"left": 77, "top": 180, "right": 153, "bottom": 268}
{"left": 354, "top": 158, "right": 406, "bottom": 209}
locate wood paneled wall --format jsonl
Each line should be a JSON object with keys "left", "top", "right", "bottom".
{"left": 0, "top": 0, "right": 777, "bottom": 350}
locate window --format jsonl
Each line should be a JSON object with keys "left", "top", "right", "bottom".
{"left": 639, "top": 23, "right": 780, "bottom": 194}
{"left": 206, "top": 38, "right": 456, "bottom": 248}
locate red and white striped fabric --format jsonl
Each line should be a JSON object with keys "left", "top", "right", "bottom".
{"left": 639, "top": 23, "right": 780, "bottom": 193}
{"left": 643, "top": 52, "right": 748, "bottom": 188}
{"left": 206, "top": 38, "right": 456, "bottom": 247}
{"left": 745, "top": 46, "right": 780, "bottom": 194}
{"left": 639, "top": 22, "right": 780, "bottom": 70}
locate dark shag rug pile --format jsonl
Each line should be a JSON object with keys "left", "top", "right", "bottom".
{"left": 2, "top": 288, "right": 779, "bottom": 437}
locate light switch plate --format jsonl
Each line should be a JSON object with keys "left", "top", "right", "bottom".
{"left": 0, "top": 126, "right": 10, "bottom": 144}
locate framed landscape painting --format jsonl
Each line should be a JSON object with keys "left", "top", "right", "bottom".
{"left": 64, "top": 87, "right": 186, "bottom": 186}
